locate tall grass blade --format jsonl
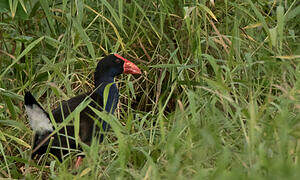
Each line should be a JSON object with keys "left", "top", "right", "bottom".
{"left": 8, "top": 0, "right": 18, "bottom": 18}
{"left": 0, "top": 142, "right": 11, "bottom": 178}
{"left": 245, "top": 0, "right": 271, "bottom": 46}
{"left": 0, "top": 36, "right": 44, "bottom": 79}
{"left": 39, "top": 0, "right": 56, "bottom": 36}
{"left": 73, "top": 17, "right": 96, "bottom": 59}
{"left": 277, "top": 5, "right": 284, "bottom": 54}
{"left": 3, "top": 132, "right": 31, "bottom": 148}
{"left": 101, "top": 0, "right": 126, "bottom": 36}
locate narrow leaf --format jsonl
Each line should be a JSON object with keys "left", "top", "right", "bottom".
{"left": 4, "top": 132, "right": 31, "bottom": 148}
{"left": 150, "top": 64, "right": 200, "bottom": 68}
{"left": 277, "top": 5, "right": 284, "bottom": 54}
{"left": 197, "top": 3, "right": 218, "bottom": 21}
{"left": 39, "top": 0, "right": 56, "bottom": 35}
{"left": 73, "top": 17, "right": 95, "bottom": 59}
{"left": 0, "top": 36, "right": 44, "bottom": 79}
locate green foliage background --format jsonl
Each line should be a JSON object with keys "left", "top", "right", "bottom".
{"left": 0, "top": 0, "right": 300, "bottom": 179}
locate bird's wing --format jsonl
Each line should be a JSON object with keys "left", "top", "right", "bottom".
{"left": 51, "top": 92, "right": 91, "bottom": 123}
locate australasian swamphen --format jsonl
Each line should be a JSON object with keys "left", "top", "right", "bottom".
{"left": 24, "top": 54, "right": 141, "bottom": 166}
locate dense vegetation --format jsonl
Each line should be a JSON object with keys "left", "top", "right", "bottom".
{"left": 0, "top": 0, "right": 300, "bottom": 179}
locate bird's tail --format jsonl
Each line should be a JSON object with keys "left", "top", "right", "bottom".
{"left": 24, "top": 91, "right": 53, "bottom": 135}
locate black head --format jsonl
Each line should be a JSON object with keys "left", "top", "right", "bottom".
{"left": 95, "top": 54, "right": 124, "bottom": 78}
{"left": 94, "top": 54, "right": 141, "bottom": 84}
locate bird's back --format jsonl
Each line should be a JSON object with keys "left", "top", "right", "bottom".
{"left": 51, "top": 92, "right": 106, "bottom": 144}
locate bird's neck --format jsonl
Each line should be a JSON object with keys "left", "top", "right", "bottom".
{"left": 94, "top": 76, "right": 119, "bottom": 113}
{"left": 95, "top": 76, "right": 115, "bottom": 88}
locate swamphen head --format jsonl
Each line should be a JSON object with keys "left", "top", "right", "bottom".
{"left": 94, "top": 54, "right": 141, "bottom": 85}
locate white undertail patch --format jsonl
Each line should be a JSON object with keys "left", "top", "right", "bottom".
{"left": 25, "top": 104, "right": 53, "bottom": 134}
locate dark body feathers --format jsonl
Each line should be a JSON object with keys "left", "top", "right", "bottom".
{"left": 24, "top": 54, "right": 140, "bottom": 161}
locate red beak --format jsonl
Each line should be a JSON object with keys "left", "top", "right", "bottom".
{"left": 114, "top": 54, "right": 142, "bottom": 74}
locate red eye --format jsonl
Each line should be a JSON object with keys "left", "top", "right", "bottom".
{"left": 115, "top": 59, "right": 121, "bottom": 63}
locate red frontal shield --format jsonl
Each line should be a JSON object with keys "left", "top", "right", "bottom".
{"left": 114, "top": 54, "right": 141, "bottom": 74}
